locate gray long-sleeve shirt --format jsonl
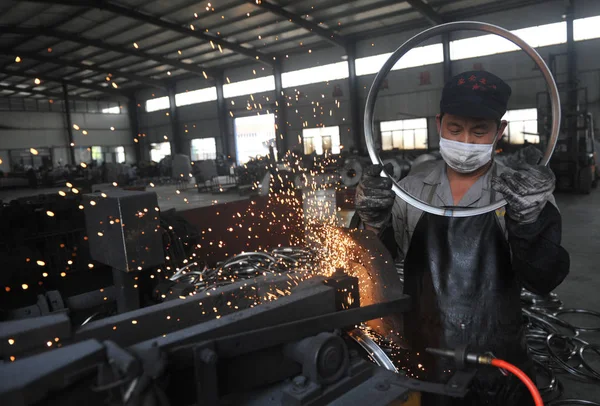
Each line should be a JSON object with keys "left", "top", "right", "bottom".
{"left": 389, "top": 159, "right": 568, "bottom": 294}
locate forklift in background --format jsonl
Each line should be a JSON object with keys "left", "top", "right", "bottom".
{"left": 537, "top": 51, "right": 598, "bottom": 194}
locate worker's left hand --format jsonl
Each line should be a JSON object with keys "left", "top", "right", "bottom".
{"left": 491, "top": 163, "right": 555, "bottom": 224}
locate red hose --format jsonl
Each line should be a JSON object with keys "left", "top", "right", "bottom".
{"left": 490, "top": 358, "right": 543, "bottom": 406}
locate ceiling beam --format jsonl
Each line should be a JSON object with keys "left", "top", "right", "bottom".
{"left": 246, "top": 0, "right": 348, "bottom": 48}
{"left": 0, "top": 49, "right": 168, "bottom": 90}
{"left": 405, "top": 0, "right": 443, "bottom": 25}
{"left": 0, "top": 68, "right": 128, "bottom": 98}
{"left": 0, "top": 83, "right": 103, "bottom": 102}
{"left": 350, "top": 0, "right": 548, "bottom": 40}
{"left": 23, "top": 0, "right": 274, "bottom": 66}
{"left": 0, "top": 26, "right": 218, "bottom": 79}
{"left": 15, "top": 0, "right": 246, "bottom": 82}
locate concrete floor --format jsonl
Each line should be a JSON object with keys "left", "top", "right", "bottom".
{"left": 550, "top": 188, "right": 600, "bottom": 401}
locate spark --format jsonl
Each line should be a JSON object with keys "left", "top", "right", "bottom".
{"left": 30, "top": 148, "right": 38, "bottom": 155}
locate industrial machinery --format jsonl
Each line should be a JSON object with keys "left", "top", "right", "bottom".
{"left": 535, "top": 49, "right": 598, "bottom": 194}
{"left": 0, "top": 189, "right": 485, "bottom": 405}
{"left": 538, "top": 87, "right": 597, "bottom": 193}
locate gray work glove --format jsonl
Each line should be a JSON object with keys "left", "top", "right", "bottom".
{"left": 355, "top": 163, "right": 395, "bottom": 228}
{"left": 491, "top": 162, "right": 555, "bottom": 224}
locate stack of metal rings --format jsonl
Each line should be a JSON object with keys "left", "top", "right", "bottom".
{"left": 521, "top": 291, "right": 600, "bottom": 404}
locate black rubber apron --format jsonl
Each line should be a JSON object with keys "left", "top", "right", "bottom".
{"left": 402, "top": 176, "right": 535, "bottom": 406}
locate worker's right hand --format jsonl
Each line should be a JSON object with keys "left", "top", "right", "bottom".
{"left": 355, "top": 163, "right": 395, "bottom": 229}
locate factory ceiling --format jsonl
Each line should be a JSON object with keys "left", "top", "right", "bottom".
{"left": 0, "top": 0, "right": 549, "bottom": 101}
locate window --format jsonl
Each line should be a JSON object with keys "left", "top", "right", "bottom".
{"left": 502, "top": 109, "right": 539, "bottom": 144}
{"left": 302, "top": 126, "right": 341, "bottom": 155}
{"left": 102, "top": 106, "right": 120, "bottom": 114}
{"left": 380, "top": 118, "right": 428, "bottom": 150}
{"left": 282, "top": 62, "right": 349, "bottom": 88}
{"left": 234, "top": 114, "right": 276, "bottom": 164}
{"left": 91, "top": 146, "right": 104, "bottom": 163}
{"left": 575, "top": 15, "right": 600, "bottom": 41}
{"left": 150, "top": 142, "right": 171, "bottom": 162}
{"left": 115, "top": 146, "right": 126, "bottom": 163}
{"left": 223, "top": 76, "right": 275, "bottom": 98}
{"left": 191, "top": 138, "right": 217, "bottom": 160}
{"left": 450, "top": 22, "right": 567, "bottom": 61}
{"left": 176, "top": 87, "right": 217, "bottom": 107}
{"left": 146, "top": 96, "right": 170, "bottom": 112}
{"left": 356, "top": 43, "right": 443, "bottom": 76}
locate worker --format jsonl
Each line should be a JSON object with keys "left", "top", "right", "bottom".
{"left": 355, "top": 71, "right": 570, "bottom": 405}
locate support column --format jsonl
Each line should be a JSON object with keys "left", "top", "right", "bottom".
{"left": 167, "top": 86, "right": 183, "bottom": 155}
{"left": 274, "top": 60, "right": 288, "bottom": 159}
{"left": 565, "top": 0, "right": 578, "bottom": 155}
{"left": 128, "top": 98, "right": 142, "bottom": 163}
{"left": 346, "top": 42, "right": 362, "bottom": 153}
{"left": 62, "top": 83, "right": 76, "bottom": 165}
{"left": 215, "top": 74, "right": 231, "bottom": 160}
{"left": 442, "top": 33, "right": 452, "bottom": 83}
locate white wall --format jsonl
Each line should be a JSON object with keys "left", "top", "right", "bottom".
{"left": 0, "top": 110, "right": 135, "bottom": 169}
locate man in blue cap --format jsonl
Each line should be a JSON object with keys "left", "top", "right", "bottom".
{"left": 356, "top": 71, "right": 570, "bottom": 405}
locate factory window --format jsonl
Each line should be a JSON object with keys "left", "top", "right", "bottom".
{"left": 115, "top": 146, "right": 126, "bottom": 163}
{"left": 302, "top": 126, "right": 341, "bottom": 155}
{"left": 146, "top": 96, "right": 170, "bottom": 112}
{"left": 102, "top": 106, "right": 120, "bottom": 114}
{"left": 176, "top": 87, "right": 217, "bottom": 107}
{"left": 234, "top": 114, "right": 277, "bottom": 164}
{"left": 450, "top": 22, "right": 567, "bottom": 61}
{"left": 380, "top": 119, "right": 428, "bottom": 151}
{"left": 575, "top": 15, "right": 600, "bottom": 41}
{"left": 223, "top": 76, "right": 275, "bottom": 98}
{"left": 191, "top": 138, "right": 217, "bottom": 161}
{"left": 150, "top": 142, "right": 171, "bottom": 163}
{"left": 91, "top": 146, "right": 104, "bottom": 163}
{"left": 282, "top": 62, "right": 349, "bottom": 88}
{"left": 502, "top": 109, "right": 539, "bottom": 145}
{"left": 355, "top": 43, "right": 443, "bottom": 76}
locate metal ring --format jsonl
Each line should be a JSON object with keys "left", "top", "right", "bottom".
{"left": 579, "top": 344, "right": 600, "bottom": 379}
{"left": 546, "top": 334, "right": 599, "bottom": 382}
{"left": 554, "top": 308, "right": 600, "bottom": 332}
{"left": 549, "top": 401, "right": 600, "bottom": 406}
{"left": 364, "top": 21, "right": 560, "bottom": 217}
{"left": 346, "top": 328, "right": 398, "bottom": 372}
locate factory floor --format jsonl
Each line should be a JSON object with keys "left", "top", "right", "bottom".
{"left": 551, "top": 188, "right": 600, "bottom": 401}
{"left": 1, "top": 182, "right": 599, "bottom": 401}
{"left": 0, "top": 182, "right": 250, "bottom": 211}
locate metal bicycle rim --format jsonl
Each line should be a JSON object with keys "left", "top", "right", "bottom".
{"left": 346, "top": 328, "right": 398, "bottom": 372}
{"left": 554, "top": 308, "right": 600, "bottom": 332}
{"left": 363, "top": 21, "right": 560, "bottom": 217}
{"left": 579, "top": 344, "right": 600, "bottom": 379}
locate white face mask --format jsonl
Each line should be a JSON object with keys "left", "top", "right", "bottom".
{"left": 439, "top": 136, "right": 495, "bottom": 173}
